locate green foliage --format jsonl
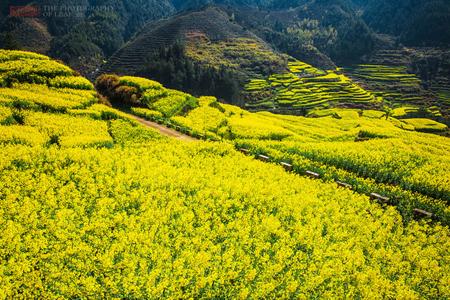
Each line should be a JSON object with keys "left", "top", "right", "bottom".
{"left": 287, "top": 19, "right": 337, "bottom": 52}
{"left": 0, "top": 32, "right": 21, "bottom": 50}
{"left": 47, "top": 0, "right": 175, "bottom": 67}
{"left": 226, "top": 0, "right": 376, "bottom": 64}
{"left": 140, "top": 42, "right": 245, "bottom": 104}
{"left": 362, "top": 0, "right": 450, "bottom": 47}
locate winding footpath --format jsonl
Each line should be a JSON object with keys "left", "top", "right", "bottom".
{"left": 130, "top": 114, "right": 197, "bottom": 142}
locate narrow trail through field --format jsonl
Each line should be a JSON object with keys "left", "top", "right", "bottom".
{"left": 131, "top": 114, "right": 197, "bottom": 142}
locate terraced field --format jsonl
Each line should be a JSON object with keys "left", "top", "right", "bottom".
{"left": 431, "top": 81, "right": 450, "bottom": 119}
{"left": 345, "top": 48, "right": 450, "bottom": 124}
{"left": 185, "top": 37, "right": 288, "bottom": 79}
{"left": 244, "top": 61, "right": 379, "bottom": 113}
{"left": 345, "top": 64, "right": 444, "bottom": 119}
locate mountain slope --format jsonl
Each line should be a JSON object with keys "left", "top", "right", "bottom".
{"left": 0, "top": 16, "right": 52, "bottom": 53}
{"left": 0, "top": 0, "right": 176, "bottom": 75}
{"left": 228, "top": 0, "right": 377, "bottom": 64}
{"left": 102, "top": 6, "right": 290, "bottom": 103}
{"left": 344, "top": 47, "right": 450, "bottom": 124}
{"left": 360, "top": 0, "right": 450, "bottom": 47}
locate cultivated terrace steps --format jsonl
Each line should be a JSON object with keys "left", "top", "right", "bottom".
{"left": 244, "top": 61, "right": 378, "bottom": 114}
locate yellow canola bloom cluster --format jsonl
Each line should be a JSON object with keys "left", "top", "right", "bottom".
{"left": 171, "top": 93, "right": 450, "bottom": 218}
{"left": 0, "top": 125, "right": 46, "bottom": 146}
{"left": 0, "top": 84, "right": 96, "bottom": 111}
{"left": 0, "top": 142, "right": 449, "bottom": 299}
{"left": 172, "top": 105, "right": 227, "bottom": 134}
{"left": 119, "top": 76, "right": 163, "bottom": 92}
{"left": 25, "top": 111, "right": 113, "bottom": 148}
{"left": 174, "top": 96, "right": 408, "bottom": 143}
{"left": 268, "top": 137, "right": 450, "bottom": 201}
{"left": 48, "top": 76, "right": 95, "bottom": 91}
{"left": 0, "top": 59, "right": 74, "bottom": 79}
{"left": 0, "top": 50, "right": 49, "bottom": 62}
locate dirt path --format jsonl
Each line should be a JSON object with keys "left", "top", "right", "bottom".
{"left": 131, "top": 115, "right": 197, "bottom": 142}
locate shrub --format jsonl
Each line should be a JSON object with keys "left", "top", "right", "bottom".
{"left": 114, "top": 85, "right": 140, "bottom": 106}
{"left": 95, "top": 74, "right": 121, "bottom": 98}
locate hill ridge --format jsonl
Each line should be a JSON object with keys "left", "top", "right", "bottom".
{"left": 102, "top": 6, "right": 262, "bottom": 75}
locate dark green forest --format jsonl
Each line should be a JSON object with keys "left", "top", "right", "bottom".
{"left": 139, "top": 42, "right": 242, "bottom": 104}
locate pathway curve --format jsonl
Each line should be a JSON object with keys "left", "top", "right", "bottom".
{"left": 131, "top": 115, "right": 197, "bottom": 142}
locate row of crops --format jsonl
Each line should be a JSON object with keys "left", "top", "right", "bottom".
{"left": 0, "top": 50, "right": 449, "bottom": 298}
{"left": 0, "top": 51, "right": 161, "bottom": 149}
{"left": 3, "top": 141, "right": 449, "bottom": 298}
{"left": 234, "top": 139, "right": 450, "bottom": 225}
{"left": 345, "top": 64, "right": 445, "bottom": 120}
{"left": 244, "top": 61, "right": 379, "bottom": 112}
{"left": 346, "top": 65, "right": 425, "bottom": 103}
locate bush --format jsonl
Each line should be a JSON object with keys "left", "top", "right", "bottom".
{"left": 114, "top": 86, "right": 140, "bottom": 106}
{"left": 96, "top": 74, "right": 144, "bottom": 106}
{"left": 95, "top": 74, "right": 121, "bottom": 98}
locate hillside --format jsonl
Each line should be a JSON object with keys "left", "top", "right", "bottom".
{"left": 360, "top": 0, "right": 450, "bottom": 47}
{"left": 0, "top": 0, "right": 176, "bottom": 75}
{"left": 95, "top": 70, "right": 449, "bottom": 222}
{"left": 2, "top": 1, "right": 447, "bottom": 124}
{"left": 102, "top": 6, "right": 290, "bottom": 104}
{"left": 344, "top": 48, "right": 450, "bottom": 124}
{"left": 228, "top": 0, "right": 377, "bottom": 64}
{"left": 95, "top": 71, "right": 449, "bottom": 225}
{"left": 174, "top": 0, "right": 450, "bottom": 49}
{"left": 101, "top": 3, "right": 389, "bottom": 109}
{"left": 243, "top": 61, "right": 380, "bottom": 114}
{"left": 0, "top": 16, "right": 51, "bottom": 54}
{"left": 1, "top": 49, "right": 449, "bottom": 299}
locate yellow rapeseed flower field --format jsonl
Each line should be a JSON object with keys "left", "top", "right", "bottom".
{"left": 0, "top": 50, "right": 449, "bottom": 299}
